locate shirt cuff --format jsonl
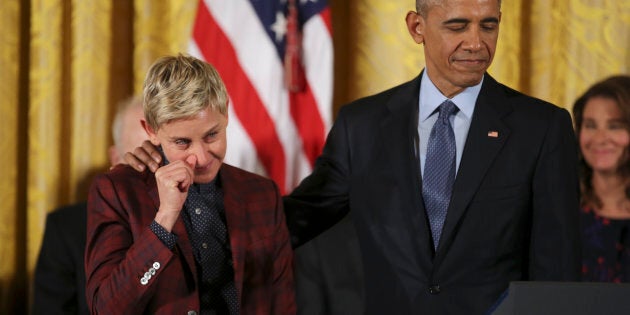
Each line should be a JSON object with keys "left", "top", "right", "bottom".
{"left": 150, "top": 220, "right": 178, "bottom": 250}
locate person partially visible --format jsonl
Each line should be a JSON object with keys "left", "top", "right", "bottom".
{"left": 85, "top": 54, "right": 295, "bottom": 314}
{"left": 32, "top": 95, "right": 147, "bottom": 315}
{"left": 108, "top": 96, "right": 151, "bottom": 167}
{"left": 294, "top": 215, "right": 364, "bottom": 315}
{"left": 573, "top": 75, "right": 630, "bottom": 282}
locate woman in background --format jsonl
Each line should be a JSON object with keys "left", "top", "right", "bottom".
{"left": 573, "top": 75, "right": 630, "bottom": 282}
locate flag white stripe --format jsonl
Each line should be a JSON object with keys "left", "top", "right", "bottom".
{"left": 193, "top": 0, "right": 332, "bottom": 191}
{"left": 303, "top": 14, "right": 333, "bottom": 130}
{"left": 203, "top": 0, "right": 312, "bottom": 191}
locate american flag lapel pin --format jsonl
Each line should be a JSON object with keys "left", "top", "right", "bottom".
{"left": 487, "top": 131, "right": 499, "bottom": 138}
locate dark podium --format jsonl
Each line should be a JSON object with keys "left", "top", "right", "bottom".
{"left": 490, "top": 281, "right": 630, "bottom": 315}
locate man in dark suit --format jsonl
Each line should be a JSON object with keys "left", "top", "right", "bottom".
{"left": 32, "top": 202, "right": 88, "bottom": 315}
{"left": 85, "top": 55, "right": 295, "bottom": 314}
{"left": 124, "top": 0, "right": 581, "bottom": 314}
{"left": 32, "top": 96, "right": 147, "bottom": 315}
{"left": 285, "top": 0, "right": 581, "bottom": 313}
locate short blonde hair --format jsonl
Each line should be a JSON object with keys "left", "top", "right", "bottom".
{"left": 143, "top": 54, "right": 228, "bottom": 131}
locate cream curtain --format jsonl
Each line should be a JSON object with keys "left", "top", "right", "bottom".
{"left": 1, "top": 0, "right": 22, "bottom": 311}
{"left": 1, "top": 0, "right": 628, "bottom": 312}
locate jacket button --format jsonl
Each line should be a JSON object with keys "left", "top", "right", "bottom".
{"left": 428, "top": 285, "right": 441, "bottom": 295}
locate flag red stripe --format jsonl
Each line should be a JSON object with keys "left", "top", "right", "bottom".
{"left": 289, "top": 82, "right": 326, "bottom": 167}
{"left": 319, "top": 7, "right": 333, "bottom": 35}
{"left": 291, "top": 5, "right": 330, "bottom": 167}
{"left": 193, "top": 2, "right": 287, "bottom": 192}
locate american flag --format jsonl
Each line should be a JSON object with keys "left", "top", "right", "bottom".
{"left": 189, "top": 0, "right": 333, "bottom": 194}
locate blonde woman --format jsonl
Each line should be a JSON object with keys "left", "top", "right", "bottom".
{"left": 85, "top": 55, "right": 295, "bottom": 314}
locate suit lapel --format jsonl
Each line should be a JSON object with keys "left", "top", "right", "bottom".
{"left": 218, "top": 165, "right": 246, "bottom": 304}
{"left": 375, "top": 75, "right": 434, "bottom": 282}
{"left": 146, "top": 172, "right": 199, "bottom": 283}
{"left": 150, "top": 166, "right": 245, "bottom": 302}
{"left": 434, "top": 75, "right": 512, "bottom": 263}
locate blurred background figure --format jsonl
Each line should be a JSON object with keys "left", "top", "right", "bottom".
{"left": 294, "top": 215, "right": 364, "bottom": 315}
{"left": 31, "top": 96, "right": 147, "bottom": 315}
{"left": 573, "top": 75, "right": 630, "bottom": 282}
{"left": 108, "top": 96, "right": 149, "bottom": 167}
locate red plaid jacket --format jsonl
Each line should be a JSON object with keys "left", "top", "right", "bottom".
{"left": 85, "top": 163, "right": 296, "bottom": 315}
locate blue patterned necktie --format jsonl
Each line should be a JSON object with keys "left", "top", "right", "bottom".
{"left": 423, "top": 100, "right": 458, "bottom": 250}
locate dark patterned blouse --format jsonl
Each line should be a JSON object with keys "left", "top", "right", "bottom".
{"left": 580, "top": 206, "right": 630, "bottom": 282}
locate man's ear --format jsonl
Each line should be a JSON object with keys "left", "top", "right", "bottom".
{"left": 141, "top": 120, "right": 160, "bottom": 145}
{"left": 406, "top": 11, "right": 424, "bottom": 44}
{"left": 108, "top": 145, "right": 120, "bottom": 166}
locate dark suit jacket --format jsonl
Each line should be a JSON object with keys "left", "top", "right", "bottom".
{"left": 294, "top": 214, "right": 364, "bottom": 315}
{"left": 32, "top": 202, "right": 89, "bottom": 315}
{"left": 85, "top": 163, "right": 295, "bottom": 315}
{"left": 285, "top": 73, "right": 581, "bottom": 314}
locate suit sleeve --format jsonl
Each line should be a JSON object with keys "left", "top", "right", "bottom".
{"left": 84, "top": 173, "right": 176, "bottom": 314}
{"left": 285, "top": 107, "right": 353, "bottom": 248}
{"left": 530, "top": 107, "right": 581, "bottom": 280}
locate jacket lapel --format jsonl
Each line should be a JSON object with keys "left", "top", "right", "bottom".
{"left": 146, "top": 172, "right": 199, "bottom": 285}
{"left": 434, "top": 75, "right": 512, "bottom": 263}
{"left": 375, "top": 74, "right": 434, "bottom": 283}
{"left": 218, "top": 165, "right": 246, "bottom": 305}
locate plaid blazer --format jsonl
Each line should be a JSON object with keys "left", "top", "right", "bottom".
{"left": 85, "top": 163, "right": 295, "bottom": 315}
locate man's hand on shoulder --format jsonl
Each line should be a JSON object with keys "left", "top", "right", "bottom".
{"left": 124, "top": 140, "right": 162, "bottom": 172}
